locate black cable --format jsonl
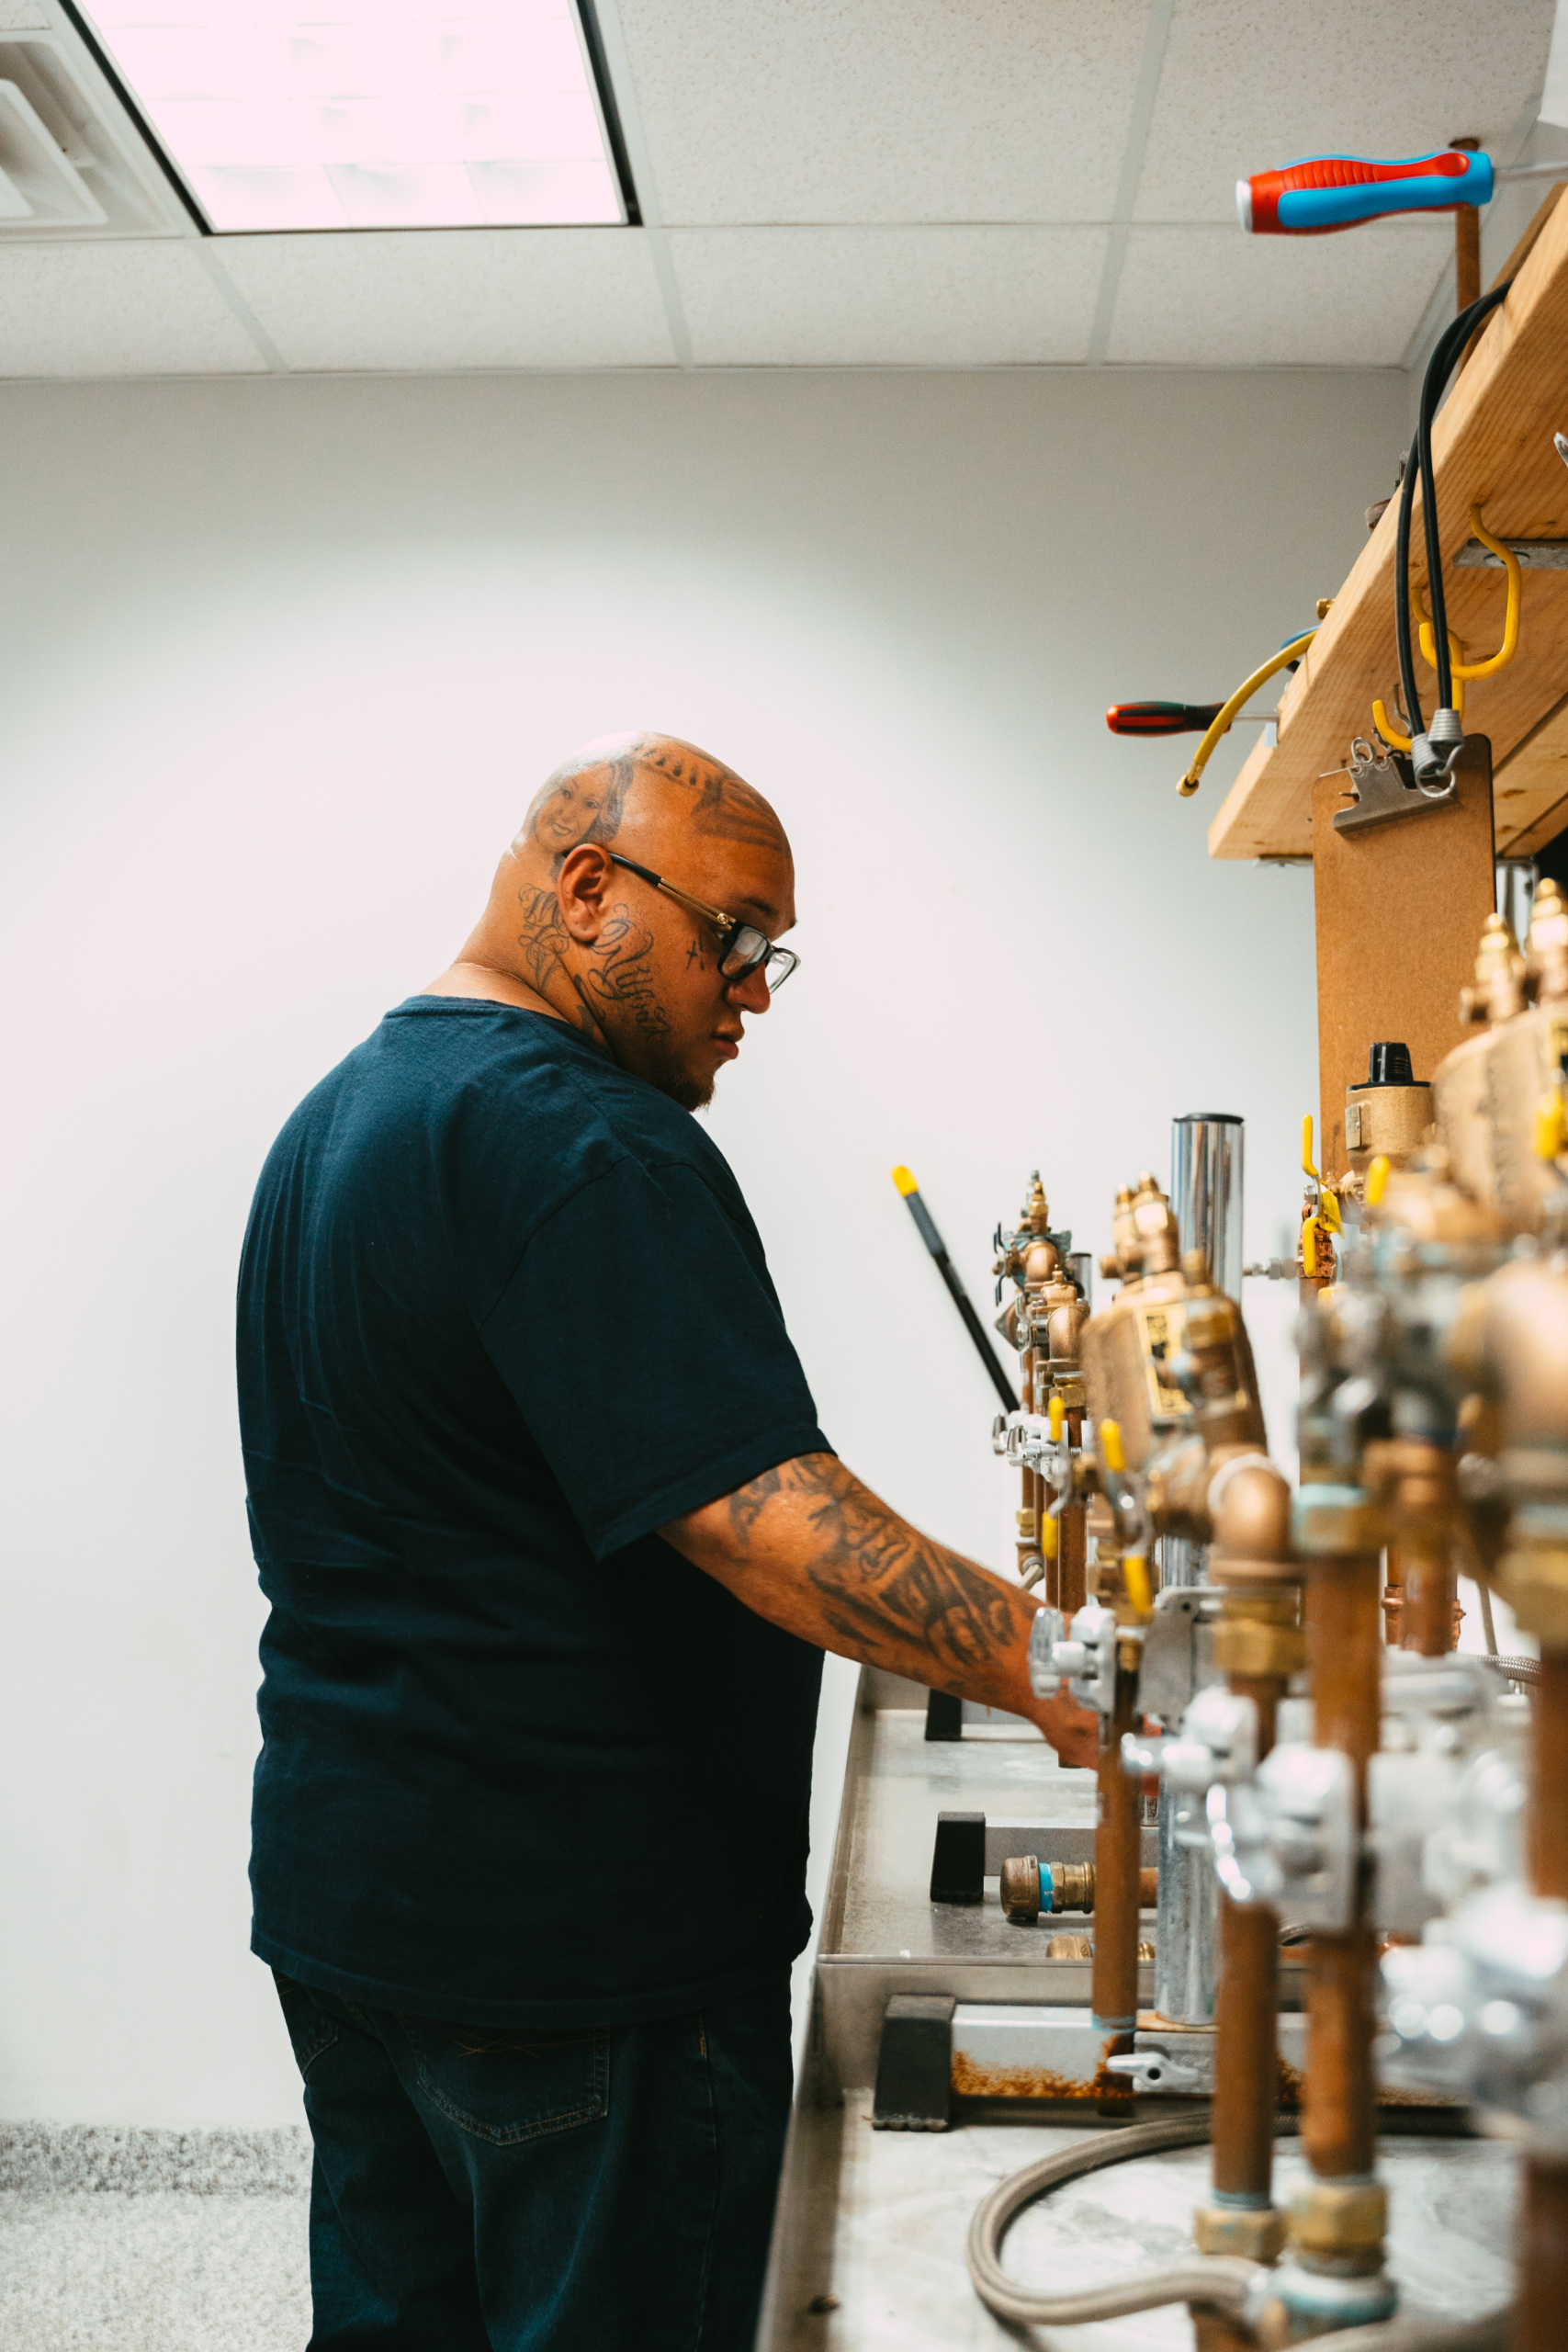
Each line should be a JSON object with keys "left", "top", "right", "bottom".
{"left": 1393, "top": 432, "right": 1423, "bottom": 741}
{"left": 897, "top": 1182, "right": 1018, "bottom": 1413}
{"left": 1396, "top": 285, "right": 1511, "bottom": 739}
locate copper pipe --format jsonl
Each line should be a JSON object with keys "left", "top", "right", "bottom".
{"left": 1303, "top": 1927, "right": 1378, "bottom": 2180}
{"left": 1455, "top": 203, "right": 1481, "bottom": 314}
{"left": 1093, "top": 1652, "right": 1143, "bottom": 2110}
{"left": 1517, "top": 2157, "right": 1568, "bottom": 2352}
{"left": 1368, "top": 1442, "right": 1460, "bottom": 1657}
{"left": 1212, "top": 1898, "right": 1281, "bottom": 2198}
{"left": 1303, "top": 1553, "right": 1382, "bottom": 2183}
{"left": 1210, "top": 1661, "right": 1286, "bottom": 2205}
{"left": 1059, "top": 1408, "right": 1087, "bottom": 1614}
{"left": 1529, "top": 1652, "right": 1568, "bottom": 1902}
{"left": 1308, "top": 1552, "right": 1382, "bottom": 1771}
{"left": 1399, "top": 1533, "right": 1457, "bottom": 1656}
{"left": 1382, "top": 1545, "right": 1404, "bottom": 1645}
{"left": 1019, "top": 1462, "right": 1040, "bottom": 1577}
{"left": 1518, "top": 1654, "right": 1568, "bottom": 2339}
{"left": 1058, "top": 1497, "right": 1086, "bottom": 1616}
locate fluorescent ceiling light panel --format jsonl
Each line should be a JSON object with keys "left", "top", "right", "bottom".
{"left": 76, "top": 0, "right": 625, "bottom": 231}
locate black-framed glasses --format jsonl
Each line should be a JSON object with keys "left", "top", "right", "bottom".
{"left": 606, "top": 854, "right": 799, "bottom": 992}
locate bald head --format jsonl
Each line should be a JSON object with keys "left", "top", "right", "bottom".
{"left": 513, "top": 731, "right": 789, "bottom": 879}
{"left": 435, "top": 731, "right": 796, "bottom": 1112}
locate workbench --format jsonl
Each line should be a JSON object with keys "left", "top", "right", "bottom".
{"left": 756, "top": 1677, "right": 1517, "bottom": 2351}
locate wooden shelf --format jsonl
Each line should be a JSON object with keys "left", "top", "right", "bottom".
{"left": 1208, "top": 187, "right": 1568, "bottom": 863}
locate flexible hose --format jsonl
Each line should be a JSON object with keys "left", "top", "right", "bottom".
{"left": 965, "top": 2111, "right": 1505, "bottom": 2339}
{"left": 1177, "top": 634, "right": 1315, "bottom": 797}
{"left": 965, "top": 2113, "right": 1269, "bottom": 2324}
{"left": 1485, "top": 1652, "right": 1541, "bottom": 1688}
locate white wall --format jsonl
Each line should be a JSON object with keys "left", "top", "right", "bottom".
{"left": 0, "top": 364, "right": 1407, "bottom": 2125}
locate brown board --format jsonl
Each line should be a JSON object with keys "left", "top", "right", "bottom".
{"left": 1312, "top": 737, "right": 1495, "bottom": 1176}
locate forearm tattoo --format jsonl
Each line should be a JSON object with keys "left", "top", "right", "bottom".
{"left": 722, "top": 1455, "right": 1016, "bottom": 1680}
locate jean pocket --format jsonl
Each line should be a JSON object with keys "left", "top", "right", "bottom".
{"left": 273, "top": 1973, "right": 340, "bottom": 2079}
{"left": 397, "top": 2018, "right": 610, "bottom": 2146}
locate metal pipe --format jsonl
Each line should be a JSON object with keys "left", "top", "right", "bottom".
{"left": 1211, "top": 1660, "right": 1286, "bottom": 2203}
{"left": 1059, "top": 1410, "right": 1087, "bottom": 1614}
{"left": 1303, "top": 1551, "right": 1382, "bottom": 2187}
{"left": 1093, "top": 1642, "right": 1144, "bottom": 2109}
{"left": 1155, "top": 1781, "right": 1219, "bottom": 2025}
{"left": 1171, "top": 1114, "right": 1245, "bottom": 1301}
{"left": 1197, "top": 1464, "right": 1302, "bottom": 2284}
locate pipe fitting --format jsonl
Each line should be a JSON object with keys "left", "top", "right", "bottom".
{"left": 1292, "top": 1485, "right": 1382, "bottom": 1555}
{"left": 1213, "top": 1615, "right": 1307, "bottom": 1679}
{"left": 1261, "top": 2261, "right": 1397, "bottom": 2335}
{"left": 1287, "top": 2178, "right": 1387, "bottom": 2256}
{"left": 1193, "top": 2201, "right": 1286, "bottom": 2263}
{"left": 1211, "top": 1455, "right": 1293, "bottom": 1562}
{"left": 1495, "top": 1536, "right": 1568, "bottom": 1648}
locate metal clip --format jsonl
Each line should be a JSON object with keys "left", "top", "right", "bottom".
{"left": 1332, "top": 737, "right": 1449, "bottom": 835}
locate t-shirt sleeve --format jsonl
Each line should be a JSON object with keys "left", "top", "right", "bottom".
{"left": 479, "top": 1155, "right": 832, "bottom": 1559}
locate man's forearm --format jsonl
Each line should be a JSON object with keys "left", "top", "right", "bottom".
{"left": 660, "top": 1452, "right": 1097, "bottom": 1764}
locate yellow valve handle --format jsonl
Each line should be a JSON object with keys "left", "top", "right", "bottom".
{"left": 1366, "top": 1155, "right": 1392, "bottom": 1206}
{"left": 1122, "top": 1555, "right": 1154, "bottom": 1617}
{"left": 1302, "top": 1216, "right": 1319, "bottom": 1278}
{"left": 1042, "top": 1511, "right": 1060, "bottom": 1560}
{"left": 1178, "top": 630, "right": 1317, "bottom": 798}
{"left": 1535, "top": 1090, "right": 1568, "bottom": 1161}
{"left": 1318, "top": 1186, "right": 1343, "bottom": 1235}
{"left": 1302, "top": 1115, "right": 1317, "bottom": 1181}
{"left": 1048, "top": 1394, "right": 1066, "bottom": 1442}
{"left": 1100, "top": 1419, "right": 1126, "bottom": 1476}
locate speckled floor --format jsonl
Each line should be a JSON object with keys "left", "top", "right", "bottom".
{"left": 0, "top": 2189, "right": 310, "bottom": 2352}
{"left": 0, "top": 2130, "right": 310, "bottom": 2352}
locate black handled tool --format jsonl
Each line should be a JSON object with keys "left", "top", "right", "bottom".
{"left": 1106, "top": 700, "right": 1226, "bottom": 737}
{"left": 892, "top": 1166, "right": 1017, "bottom": 1412}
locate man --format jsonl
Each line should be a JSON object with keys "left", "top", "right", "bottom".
{"left": 238, "top": 730, "right": 1096, "bottom": 2352}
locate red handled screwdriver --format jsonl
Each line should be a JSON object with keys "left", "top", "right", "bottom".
{"left": 1239, "top": 147, "right": 1564, "bottom": 235}
{"left": 1106, "top": 701, "right": 1224, "bottom": 737}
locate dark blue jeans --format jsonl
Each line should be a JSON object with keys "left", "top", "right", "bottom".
{"left": 274, "top": 1968, "right": 793, "bottom": 2352}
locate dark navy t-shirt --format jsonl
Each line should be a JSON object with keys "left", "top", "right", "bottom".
{"left": 238, "top": 998, "right": 829, "bottom": 2025}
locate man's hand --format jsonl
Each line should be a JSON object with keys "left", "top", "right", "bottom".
{"left": 661, "top": 1453, "right": 1100, "bottom": 1770}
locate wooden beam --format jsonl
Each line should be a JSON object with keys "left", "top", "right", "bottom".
{"left": 1209, "top": 187, "right": 1568, "bottom": 863}
{"left": 1497, "top": 692, "right": 1568, "bottom": 854}
{"left": 1312, "top": 736, "right": 1494, "bottom": 1176}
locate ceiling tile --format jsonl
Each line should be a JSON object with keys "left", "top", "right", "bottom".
{"left": 616, "top": 0, "right": 1148, "bottom": 225}
{"left": 1136, "top": 0, "right": 1557, "bottom": 222}
{"left": 0, "top": 241, "right": 266, "bottom": 375}
{"left": 215, "top": 227, "right": 675, "bottom": 371}
{"left": 669, "top": 226, "right": 1107, "bottom": 365}
{"left": 1106, "top": 221, "right": 1450, "bottom": 367}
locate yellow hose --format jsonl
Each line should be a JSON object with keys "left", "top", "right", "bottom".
{"left": 1178, "top": 631, "right": 1317, "bottom": 797}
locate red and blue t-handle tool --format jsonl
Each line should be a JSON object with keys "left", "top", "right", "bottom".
{"left": 1238, "top": 149, "right": 1564, "bottom": 235}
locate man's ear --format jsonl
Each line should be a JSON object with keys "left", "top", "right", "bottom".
{"left": 556, "top": 844, "right": 614, "bottom": 943}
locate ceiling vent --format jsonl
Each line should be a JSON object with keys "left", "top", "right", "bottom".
{"left": 0, "top": 21, "right": 193, "bottom": 238}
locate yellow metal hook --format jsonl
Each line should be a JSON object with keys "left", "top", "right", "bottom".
{"left": 1372, "top": 500, "right": 1517, "bottom": 747}
{"left": 1418, "top": 504, "right": 1521, "bottom": 683}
